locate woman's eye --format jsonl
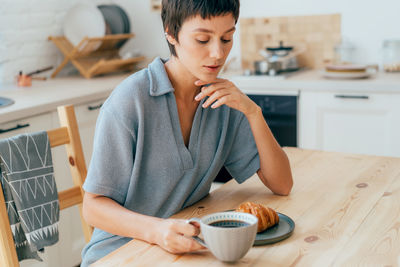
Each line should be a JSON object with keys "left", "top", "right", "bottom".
{"left": 196, "top": 39, "right": 209, "bottom": 44}
{"left": 196, "top": 38, "right": 231, "bottom": 44}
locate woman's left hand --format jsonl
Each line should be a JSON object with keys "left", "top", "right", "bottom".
{"left": 194, "top": 79, "right": 259, "bottom": 117}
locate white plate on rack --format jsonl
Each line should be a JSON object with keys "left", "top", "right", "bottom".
{"left": 63, "top": 3, "right": 106, "bottom": 51}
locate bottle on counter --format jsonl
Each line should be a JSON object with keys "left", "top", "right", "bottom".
{"left": 382, "top": 40, "right": 400, "bottom": 72}
{"left": 334, "top": 39, "right": 356, "bottom": 64}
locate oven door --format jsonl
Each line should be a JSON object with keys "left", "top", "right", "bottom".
{"left": 215, "top": 93, "right": 298, "bottom": 183}
{"left": 248, "top": 94, "right": 297, "bottom": 147}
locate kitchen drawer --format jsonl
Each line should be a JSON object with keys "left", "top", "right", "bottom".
{"left": 0, "top": 112, "right": 53, "bottom": 139}
{"left": 299, "top": 91, "right": 400, "bottom": 157}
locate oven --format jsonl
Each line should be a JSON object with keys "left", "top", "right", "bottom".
{"left": 215, "top": 91, "right": 298, "bottom": 183}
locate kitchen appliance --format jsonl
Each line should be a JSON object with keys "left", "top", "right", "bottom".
{"left": 215, "top": 92, "right": 298, "bottom": 182}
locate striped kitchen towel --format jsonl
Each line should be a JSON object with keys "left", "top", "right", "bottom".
{"left": 0, "top": 131, "right": 59, "bottom": 262}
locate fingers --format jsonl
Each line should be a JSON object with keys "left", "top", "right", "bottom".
{"left": 187, "top": 220, "right": 200, "bottom": 229}
{"left": 174, "top": 234, "right": 205, "bottom": 252}
{"left": 175, "top": 220, "right": 200, "bottom": 236}
{"left": 159, "top": 219, "right": 205, "bottom": 254}
{"left": 195, "top": 82, "right": 227, "bottom": 101}
{"left": 195, "top": 81, "right": 236, "bottom": 108}
{"left": 162, "top": 234, "right": 205, "bottom": 254}
{"left": 209, "top": 95, "right": 234, "bottom": 109}
{"left": 201, "top": 89, "right": 231, "bottom": 108}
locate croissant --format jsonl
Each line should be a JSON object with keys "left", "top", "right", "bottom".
{"left": 235, "top": 201, "right": 279, "bottom": 232}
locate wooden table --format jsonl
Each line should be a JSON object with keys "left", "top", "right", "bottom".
{"left": 92, "top": 148, "right": 400, "bottom": 266}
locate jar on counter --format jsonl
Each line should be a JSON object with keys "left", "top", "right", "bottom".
{"left": 382, "top": 40, "right": 400, "bottom": 72}
{"left": 334, "top": 40, "right": 355, "bottom": 64}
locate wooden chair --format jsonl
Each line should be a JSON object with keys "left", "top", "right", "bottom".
{"left": 0, "top": 105, "right": 93, "bottom": 267}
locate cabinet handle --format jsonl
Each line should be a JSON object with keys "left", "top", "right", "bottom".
{"left": 87, "top": 103, "right": 103, "bottom": 111}
{"left": 0, "top": 123, "right": 30, "bottom": 134}
{"left": 334, "top": 94, "right": 369, "bottom": 100}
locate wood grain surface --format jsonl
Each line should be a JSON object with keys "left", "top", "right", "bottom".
{"left": 92, "top": 148, "right": 400, "bottom": 266}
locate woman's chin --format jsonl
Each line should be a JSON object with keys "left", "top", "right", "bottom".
{"left": 196, "top": 72, "right": 219, "bottom": 83}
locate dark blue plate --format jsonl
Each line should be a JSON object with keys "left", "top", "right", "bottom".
{"left": 254, "top": 212, "right": 295, "bottom": 246}
{"left": 98, "top": 4, "right": 130, "bottom": 48}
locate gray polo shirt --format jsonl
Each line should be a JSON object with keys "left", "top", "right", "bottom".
{"left": 81, "top": 57, "right": 260, "bottom": 266}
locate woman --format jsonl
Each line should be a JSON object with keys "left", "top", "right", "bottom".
{"left": 81, "top": 0, "right": 293, "bottom": 265}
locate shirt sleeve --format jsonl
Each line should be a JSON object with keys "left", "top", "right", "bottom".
{"left": 83, "top": 107, "right": 136, "bottom": 205}
{"left": 224, "top": 114, "right": 260, "bottom": 184}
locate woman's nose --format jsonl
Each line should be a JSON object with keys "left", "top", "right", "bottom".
{"left": 209, "top": 42, "right": 224, "bottom": 60}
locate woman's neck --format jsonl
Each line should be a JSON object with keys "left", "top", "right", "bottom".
{"left": 164, "top": 57, "right": 200, "bottom": 102}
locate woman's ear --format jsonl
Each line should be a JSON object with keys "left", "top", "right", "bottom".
{"left": 165, "top": 31, "right": 177, "bottom": 45}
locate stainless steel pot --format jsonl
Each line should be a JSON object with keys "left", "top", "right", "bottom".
{"left": 259, "top": 41, "right": 304, "bottom": 73}
{"left": 254, "top": 60, "right": 282, "bottom": 75}
{"left": 267, "top": 41, "right": 299, "bottom": 71}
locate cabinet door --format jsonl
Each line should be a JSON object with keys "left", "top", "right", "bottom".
{"left": 0, "top": 112, "right": 53, "bottom": 139}
{"left": 299, "top": 91, "right": 400, "bottom": 157}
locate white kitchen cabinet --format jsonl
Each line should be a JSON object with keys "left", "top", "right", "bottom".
{"left": 299, "top": 91, "right": 400, "bottom": 157}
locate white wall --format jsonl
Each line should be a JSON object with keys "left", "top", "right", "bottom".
{"left": 232, "top": 0, "right": 400, "bottom": 68}
{"left": 1, "top": 0, "right": 399, "bottom": 86}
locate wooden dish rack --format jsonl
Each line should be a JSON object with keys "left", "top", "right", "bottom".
{"left": 48, "top": 34, "right": 145, "bottom": 79}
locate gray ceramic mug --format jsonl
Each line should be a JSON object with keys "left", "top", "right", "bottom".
{"left": 187, "top": 211, "right": 258, "bottom": 262}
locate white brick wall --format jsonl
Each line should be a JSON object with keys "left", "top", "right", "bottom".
{"left": 0, "top": 0, "right": 114, "bottom": 85}
{"left": 0, "top": 0, "right": 169, "bottom": 87}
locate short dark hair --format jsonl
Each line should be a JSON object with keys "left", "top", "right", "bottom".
{"left": 161, "top": 0, "right": 240, "bottom": 56}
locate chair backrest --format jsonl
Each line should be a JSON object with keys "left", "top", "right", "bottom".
{"left": 0, "top": 105, "right": 93, "bottom": 267}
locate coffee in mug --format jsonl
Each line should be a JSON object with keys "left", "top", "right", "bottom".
{"left": 209, "top": 220, "right": 250, "bottom": 228}
{"left": 187, "top": 211, "right": 258, "bottom": 262}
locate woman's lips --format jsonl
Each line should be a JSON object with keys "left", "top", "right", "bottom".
{"left": 204, "top": 65, "right": 220, "bottom": 72}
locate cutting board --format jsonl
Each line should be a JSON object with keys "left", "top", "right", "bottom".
{"left": 240, "top": 14, "right": 341, "bottom": 70}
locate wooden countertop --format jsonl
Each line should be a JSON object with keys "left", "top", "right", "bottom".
{"left": 91, "top": 147, "right": 400, "bottom": 266}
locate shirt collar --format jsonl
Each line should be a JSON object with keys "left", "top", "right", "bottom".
{"left": 148, "top": 57, "right": 175, "bottom": 96}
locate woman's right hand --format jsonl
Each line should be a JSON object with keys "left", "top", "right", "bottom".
{"left": 153, "top": 218, "right": 205, "bottom": 254}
